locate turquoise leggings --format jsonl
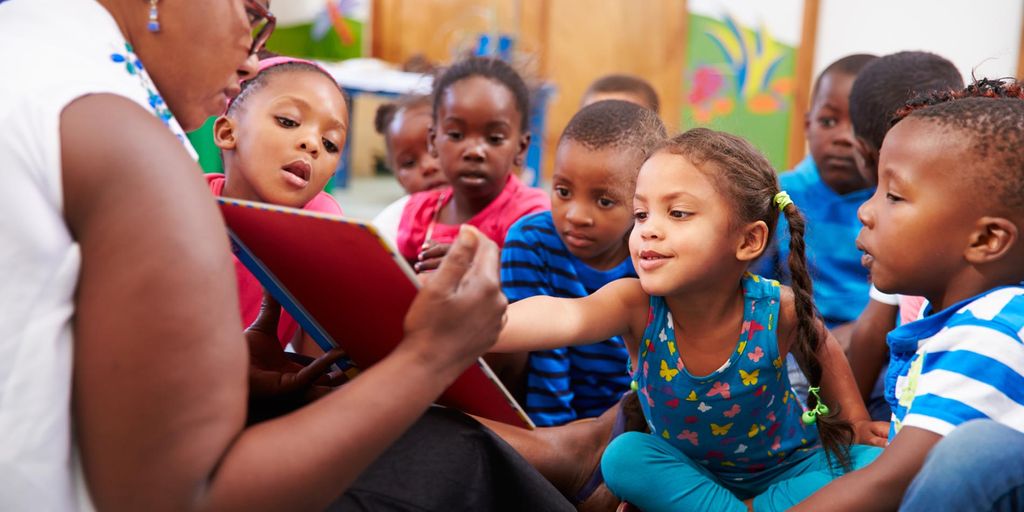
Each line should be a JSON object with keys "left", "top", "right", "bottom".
{"left": 602, "top": 432, "right": 882, "bottom": 512}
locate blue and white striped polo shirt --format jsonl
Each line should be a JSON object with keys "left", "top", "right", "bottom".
{"left": 500, "top": 212, "right": 635, "bottom": 426}
{"left": 886, "top": 285, "right": 1024, "bottom": 439}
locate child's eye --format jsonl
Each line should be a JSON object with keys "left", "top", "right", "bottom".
{"left": 818, "top": 117, "right": 838, "bottom": 128}
{"left": 554, "top": 186, "right": 571, "bottom": 199}
{"left": 885, "top": 192, "right": 903, "bottom": 203}
{"left": 633, "top": 211, "right": 648, "bottom": 221}
{"left": 323, "top": 138, "right": 339, "bottom": 153}
{"left": 598, "top": 197, "right": 616, "bottom": 208}
{"left": 399, "top": 158, "right": 417, "bottom": 169}
{"left": 669, "top": 210, "right": 690, "bottom": 218}
{"left": 446, "top": 131, "right": 463, "bottom": 141}
{"left": 488, "top": 134, "right": 506, "bottom": 144}
{"left": 276, "top": 116, "right": 298, "bottom": 128}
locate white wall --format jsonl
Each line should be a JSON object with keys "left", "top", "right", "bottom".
{"left": 814, "top": 0, "right": 1022, "bottom": 83}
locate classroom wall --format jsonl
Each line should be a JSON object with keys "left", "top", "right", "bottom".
{"left": 369, "top": 0, "right": 1024, "bottom": 180}
{"left": 814, "top": 0, "right": 1024, "bottom": 83}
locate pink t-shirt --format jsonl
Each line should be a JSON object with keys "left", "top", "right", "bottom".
{"left": 207, "top": 173, "right": 343, "bottom": 347}
{"left": 899, "top": 295, "right": 928, "bottom": 325}
{"left": 395, "top": 174, "right": 550, "bottom": 263}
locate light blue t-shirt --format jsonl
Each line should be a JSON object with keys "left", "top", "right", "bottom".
{"left": 752, "top": 156, "right": 873, "bottom": 327}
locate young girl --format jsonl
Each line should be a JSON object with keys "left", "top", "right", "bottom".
{"left": 494, "top": 128, "right": 886, "bottom": 511}
{"left": 396, "top": 56, "right": 550, "bottom": 272}
{"left": 372, "top": 94, "right": 447, "bottom": 244}
{"left": 210, "top": 57, "right": 349, "bottom": 388}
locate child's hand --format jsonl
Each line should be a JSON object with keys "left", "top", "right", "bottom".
{"left": 414, "top": 241, "right": 452, "bottom": 273}
{"left": 852, "top": 419, "right": 889, "bottom": 447}
{"left": 245, "top": 292, "right": 349, "bottom": 400}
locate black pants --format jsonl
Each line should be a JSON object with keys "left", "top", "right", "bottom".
{"left": 327, "top": 407, "right": 574, "bottom": 512}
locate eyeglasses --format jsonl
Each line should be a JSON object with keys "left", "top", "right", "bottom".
{"left": 245, "top": 0, "right": 276, "bottom": 55}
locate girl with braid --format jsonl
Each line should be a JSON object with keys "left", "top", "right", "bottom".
{"left": 492, "top": 128, "right": 885, "bottom": 511}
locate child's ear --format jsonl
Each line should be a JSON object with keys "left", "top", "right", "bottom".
{"left": 853, "top": 136, "right": 879, "bottom": 185}
{"left": 965, "top": 216, "right": 1018, "bottom": 265}
{"left": 737, "top": 220, "right": 770, "bottom": 262}
{"left": 514, "top": 132, "right": 532, "bottom": 167}
{"left": 803, "top": 112, "right": 810, "bottom": 132}
{"left": 213, "top": 115, "right": 237, "bottom": 150}
{"left": 427, "top": 126, "right": 439, "bottom": 158}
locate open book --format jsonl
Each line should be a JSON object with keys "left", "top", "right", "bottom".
{"left": 218, "top": 197, "right": 534, "bottom": 429}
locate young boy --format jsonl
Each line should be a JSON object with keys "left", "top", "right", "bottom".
{"left": 580, "top": 74, "right": 661, "bottom": 115}
{"left": 794, "top": 81, "right": 1024, "bottom": 511}
{"left": 501, "top": 99, "right": 665, "bottom": 426}
{"left": 751, "top": 54, "right": 877, "bottom": 404}
{"left": 842, "top": 51, "right": 964, "bottom": 418}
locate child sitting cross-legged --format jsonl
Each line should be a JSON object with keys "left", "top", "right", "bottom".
{"left": 493, "top": 127, "right": 887, "bottom": 511}
{"left": 502, "top": 99, "right": 665, "bottom": 427}
{"left": 794, "top": 79, "right": 1024, "bottom": 511}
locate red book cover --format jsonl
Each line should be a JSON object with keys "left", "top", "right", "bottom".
{"left": 218, "top": 197, "right": 533, "bottom": 429}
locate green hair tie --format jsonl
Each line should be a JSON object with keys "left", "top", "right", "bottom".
{"left": 774, "top": 191, "right": 794, "bottom": 212}
{"left": 801, "top": 386, "right": 831, "bottom": 425}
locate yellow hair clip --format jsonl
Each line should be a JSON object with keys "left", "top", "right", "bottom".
{"left": 774, "top": 191, "right": 794, "bottom": 212}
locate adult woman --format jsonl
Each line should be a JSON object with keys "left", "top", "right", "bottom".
{"left": 0, "top": 1, "right": 563, "bottom": 510}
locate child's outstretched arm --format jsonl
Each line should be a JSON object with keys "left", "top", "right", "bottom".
{"left": 779, "top": 288, "right": 888, "bottom": 447}
{"left": 492, "top": 277, "right": 648, "bottom": 354}
{"left": 791, "top": 427, "right": 941, "bottom": 511}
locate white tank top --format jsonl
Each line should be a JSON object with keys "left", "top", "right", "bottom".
{"left": 0, "top": 0, "right": 194, "bottom": 509}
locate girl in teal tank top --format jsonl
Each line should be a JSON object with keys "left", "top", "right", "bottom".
{"left": 492, "top": 129, "right": 885, "bottom": 511}
{"left": 635, "top": 273, "right": 816, "bottom": 478}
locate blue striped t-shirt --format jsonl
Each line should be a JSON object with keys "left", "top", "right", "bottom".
{"left": 886, "top": 285, "right": 1024, "bottom": 439}
{"left": 501, "top": 212, "right": 635, "bottom": 426}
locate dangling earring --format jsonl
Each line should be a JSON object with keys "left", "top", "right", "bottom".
{"left": 147, "top": 0, "right": 160, "bottom": 32}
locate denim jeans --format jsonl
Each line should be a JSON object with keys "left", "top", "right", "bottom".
{"left": 901, "top": 420, "right": 1024, "bottom": 512}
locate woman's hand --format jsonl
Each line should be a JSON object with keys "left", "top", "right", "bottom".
{"left": 402, "top": 226, "right": 507, "bottom": 372}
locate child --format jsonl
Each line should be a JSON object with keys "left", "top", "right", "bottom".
{"left": 494, "top": 128, "right": 885, "bottom": 511}
{"left": 502, "top": 99, "right": 666, "bottom": 427}
{"left": 842, "top": 51, "right": 964, "bottom": 418}
{"left": 752, "top": 54, "right": 877, "bottom": 407}
{"left": 793, "top": 79, "right": 1024, "bottom": 510}
{"left": 754, "top": 54, "right": 877, "bottom": 332}
{"left": 581, "top": 74, "right": 661, "bottom": 115}
{"left": 371, "top": 95, "right": 447, "bottom": 244}
{"left": 211, "top": 57, "right": 346, "bottom": 354}
{"left": 396, "top": 57, "right": 550, "bottom": 272}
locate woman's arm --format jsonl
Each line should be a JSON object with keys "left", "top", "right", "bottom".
{"left": 492, "top": 277, "right": 648, "bottom": 354}
{"left": 792, "top": 427, "right": 941, "bottom": 511}
{"left": 64, "top": 94, "right": 506, "bottom": 512}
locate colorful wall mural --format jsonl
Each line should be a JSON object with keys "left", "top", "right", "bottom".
{"left": 681, "top": 1, "right": 803, "bottom": 170}
{"left": 265, "top": 0, "right": 369, "bottom": 61}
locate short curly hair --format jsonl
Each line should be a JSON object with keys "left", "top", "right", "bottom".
{"left": 893, "top": 78, "right": 1024, "bottom": 213}
{"left": 849, "top": 51, "right": 963, "bottom": 151}
{"left": 583, "top": 74, "right": 660, "bottom": 114}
